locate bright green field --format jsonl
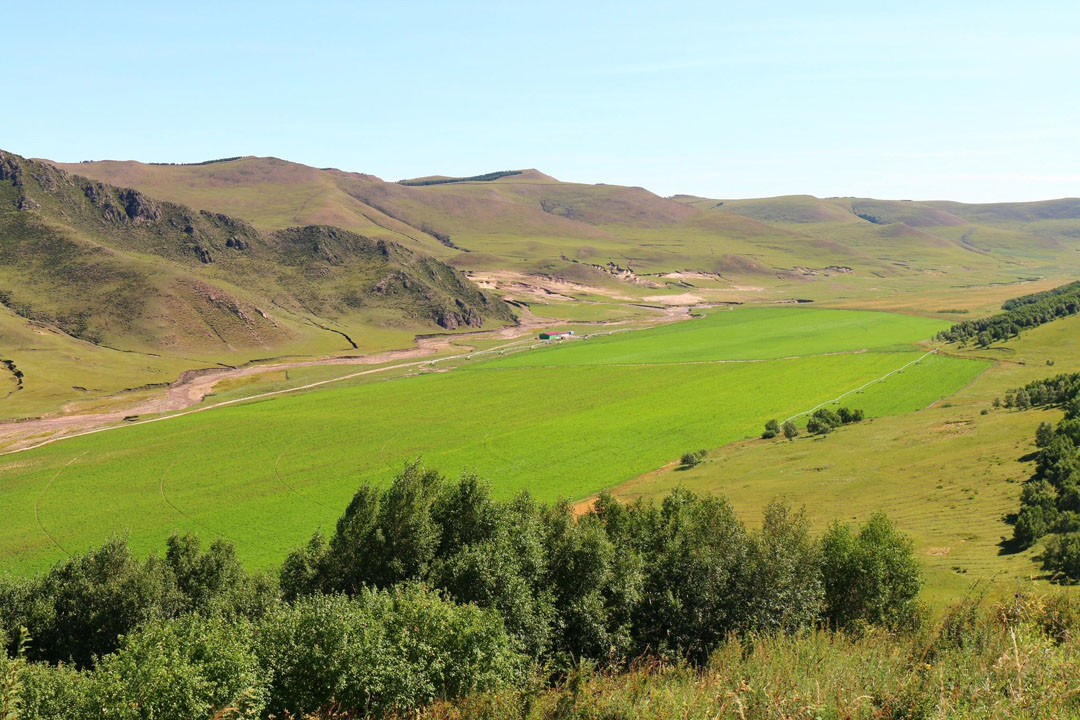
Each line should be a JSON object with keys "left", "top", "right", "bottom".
{"left": 0, "top": 308, "right": 986, "bottom": 574}
{"left": 486, "top": 307, "right": 948, "bottom": 367}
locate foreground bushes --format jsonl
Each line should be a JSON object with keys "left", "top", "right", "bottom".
{"left": 1, "top": 462, "right": 925, "bottom": 718}
{"left": 284, "top": 462, "right": 922, "bottom": 663}
{"left": 2, "top": 585, "right": 521, "bottom": 720}
{"left": 257, "top": 587, "right": 521, "bottom": 718}
{"left": 409, "top": 594, "right": 1080, "bottom": 720}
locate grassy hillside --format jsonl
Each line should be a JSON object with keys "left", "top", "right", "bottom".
{"left": 0, "top": 150, "right": 513, "bottom": 417}
{"left": 0, "top": 306, "right": 983, "bottom": 575}
{"left": 610, "top": 312, "right": 1080, "bottom": 603}
{"left": 52, "top": 157, "right": 1080, "bottom": 303}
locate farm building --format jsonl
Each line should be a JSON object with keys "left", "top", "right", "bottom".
{"left": 538, "top": 330, "right": 574, "bottom": 340}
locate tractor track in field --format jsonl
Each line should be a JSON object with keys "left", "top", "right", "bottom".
{"left": 158, "top": 456, "right": 226, "bottom": 538}
{"left": 273, "top": 450, "right": 331, "bottom": 510}
{"left": 158, "top": 457, "right": 188, "bottom": 521}
{"left": 34, "top": 454, "right": 83, "bottom": 556}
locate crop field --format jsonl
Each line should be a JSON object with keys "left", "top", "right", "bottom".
{"left": 0, "top": 307, "right": 986, "bottom": 574}
{"left": 487, "top": 307, "right": 947, "bottom": 367}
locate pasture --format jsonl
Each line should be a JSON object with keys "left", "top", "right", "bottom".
{"left": 0, "top": 307, "right": 985, "bottom": 575}
{"left": 613, "top": 313, "right": 1080, "bottom": 602}
{"left": 487, "top": 306, "right": 947, "bottom": 366}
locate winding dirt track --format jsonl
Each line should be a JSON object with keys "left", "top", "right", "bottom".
{"left": 0, "top": 337, "right": 452, "bottom": 454}
{"left": 0, "top": 306, "right": 693, "bottom": 456}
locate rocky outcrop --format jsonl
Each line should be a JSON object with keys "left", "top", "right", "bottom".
{"left": 192, "top": 245, "right": 213, "bottom": 264}
{"left": 434, "top": 299, "right": 483, "bottom": 329}
{"left": 118, "top": 188, "right": 161, "bottom": 223}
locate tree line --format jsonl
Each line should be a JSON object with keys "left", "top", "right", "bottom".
{"left": 762, "top": 406, "right": 864, "bottom": 440}
{"left": 1009, "top": 372, "right": 1080, "bottom": 580}
{"left": 935, "top": 280, "right": 1080, "bottom": 346}
{"left": 398, "top": 171, "right": 523, "bottom": 187}
{"left": 0, "top": 462, "right": 922, "bottom": 720}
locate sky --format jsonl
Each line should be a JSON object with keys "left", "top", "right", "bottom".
{"left": 5, "top": 1, "right": 1079, "bottom": 202}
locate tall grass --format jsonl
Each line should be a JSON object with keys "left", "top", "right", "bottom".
{"left": 403, "top": 594, "right": 1080, "bottom": 720}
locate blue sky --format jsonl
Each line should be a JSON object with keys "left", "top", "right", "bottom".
{"left": 6, "top": 1, "right": 1079, "bottom": 201}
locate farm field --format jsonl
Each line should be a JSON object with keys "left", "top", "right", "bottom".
{"left": 486, "top": 306, "right": 947, "bottom": 367}
{"left": 0, "top": 306, "right": 985, "bottom": 575}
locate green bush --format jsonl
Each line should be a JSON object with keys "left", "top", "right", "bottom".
{"left": 14, "top": 660, "right": 90, "bottom": 720}
{"left": 821, "top": 513, "right": 923, "bottom": 630}
{"left": 255, "top": 586, "right": 523, "bottom": 717}
{"left": 1042, "top": 532, "right": 1080, "bottom": 581}
{"left": 761, "top": 419, "right": 780, "bottom": 439}
{"left": 87, "top": 614, "right": 266, "bottom": 720}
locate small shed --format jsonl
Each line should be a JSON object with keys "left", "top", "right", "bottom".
{"left": 539, "top": 330, "right": 574, "bottom": 340}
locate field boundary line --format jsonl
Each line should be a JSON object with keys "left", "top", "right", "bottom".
{"left": 783, "top": 349, "right": 938, "bottom": 423}
{"left": 34, "top": 454, "right": 83, "bottom": 556}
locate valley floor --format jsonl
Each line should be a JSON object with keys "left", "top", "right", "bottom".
{"left": 0, "top": 290, "right": 1074, "bottom": 601}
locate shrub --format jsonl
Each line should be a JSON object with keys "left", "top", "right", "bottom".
{"left": 0, "top": 538, "right": 179, "bottom": 667}
{"left": 679, "top": 451, "right": 702, "bottom": 467}
{"left": 741, "top": 501, "right": 823, "bottom": 632}
{"left": 821, "top": 513, "right": 923, "bottom": 630}
{"left": 762, "top": 419, "right": 780, "bottom": 439}
{"left": 782, "top": 420, "right": 799, "bottom": 440}
{"left": 837, "top": 407, "right": 865, "bottom": 424}
{"left": 15, "top": 660, "right": 90, "bottom": 720}
{"left": 1042, "top": 532, "right": 1080, "bottom": 582}
{"left": 88, "top": 614, "right": 266, "bottom": 720}
{"left": 255, "top": 586, "right": 522, "bottom": 718}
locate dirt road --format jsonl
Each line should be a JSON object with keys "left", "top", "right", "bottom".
{"left": 0, "top": 306, "right": 696, "bottom": 455}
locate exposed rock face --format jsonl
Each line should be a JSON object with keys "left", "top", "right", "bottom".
{"left": 434, "top": 300, "right": 483, "bottom": 329}
{"left": 118, "top": 189, "right": 161, "bottom": 223}
{"left": 226, "top": 236, "right": 248, "bottom": 250}
{"left": 0, "top": 151, "right": 24, "bottom": 186}
{"left": 373, "top": 272, "right": 412, "bottom": 294}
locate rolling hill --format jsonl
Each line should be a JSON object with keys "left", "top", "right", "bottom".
{"left": 0, "top": 150, "right": 513, "bottom": 418}
{"left": 52, "top": 157, "right": 1080, "bottom": 294}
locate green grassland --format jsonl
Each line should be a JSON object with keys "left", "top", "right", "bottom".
{"left": 0, "top": 307, "right": 983, "bottom": 575}
{"left": 613, "top": 313, "right": 1080, "bottom": 604}
{"left": 486, "top": 306, "right": 946, "bottom": 367}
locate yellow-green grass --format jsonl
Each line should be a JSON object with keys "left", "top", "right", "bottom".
{"left": 612, "top": 314, "right": 1080, "bottom": 604}
{"left": 0, "top": 307, "right": 211, "bottom": 420}
{"left": 525, "top": 301, "right": 658, "bottom": 323}
{"left": 0, "top": 294, "right": 464, "bottom": 422}
{"left": 0, "top": 308, "right": 982, "bottom": 575}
